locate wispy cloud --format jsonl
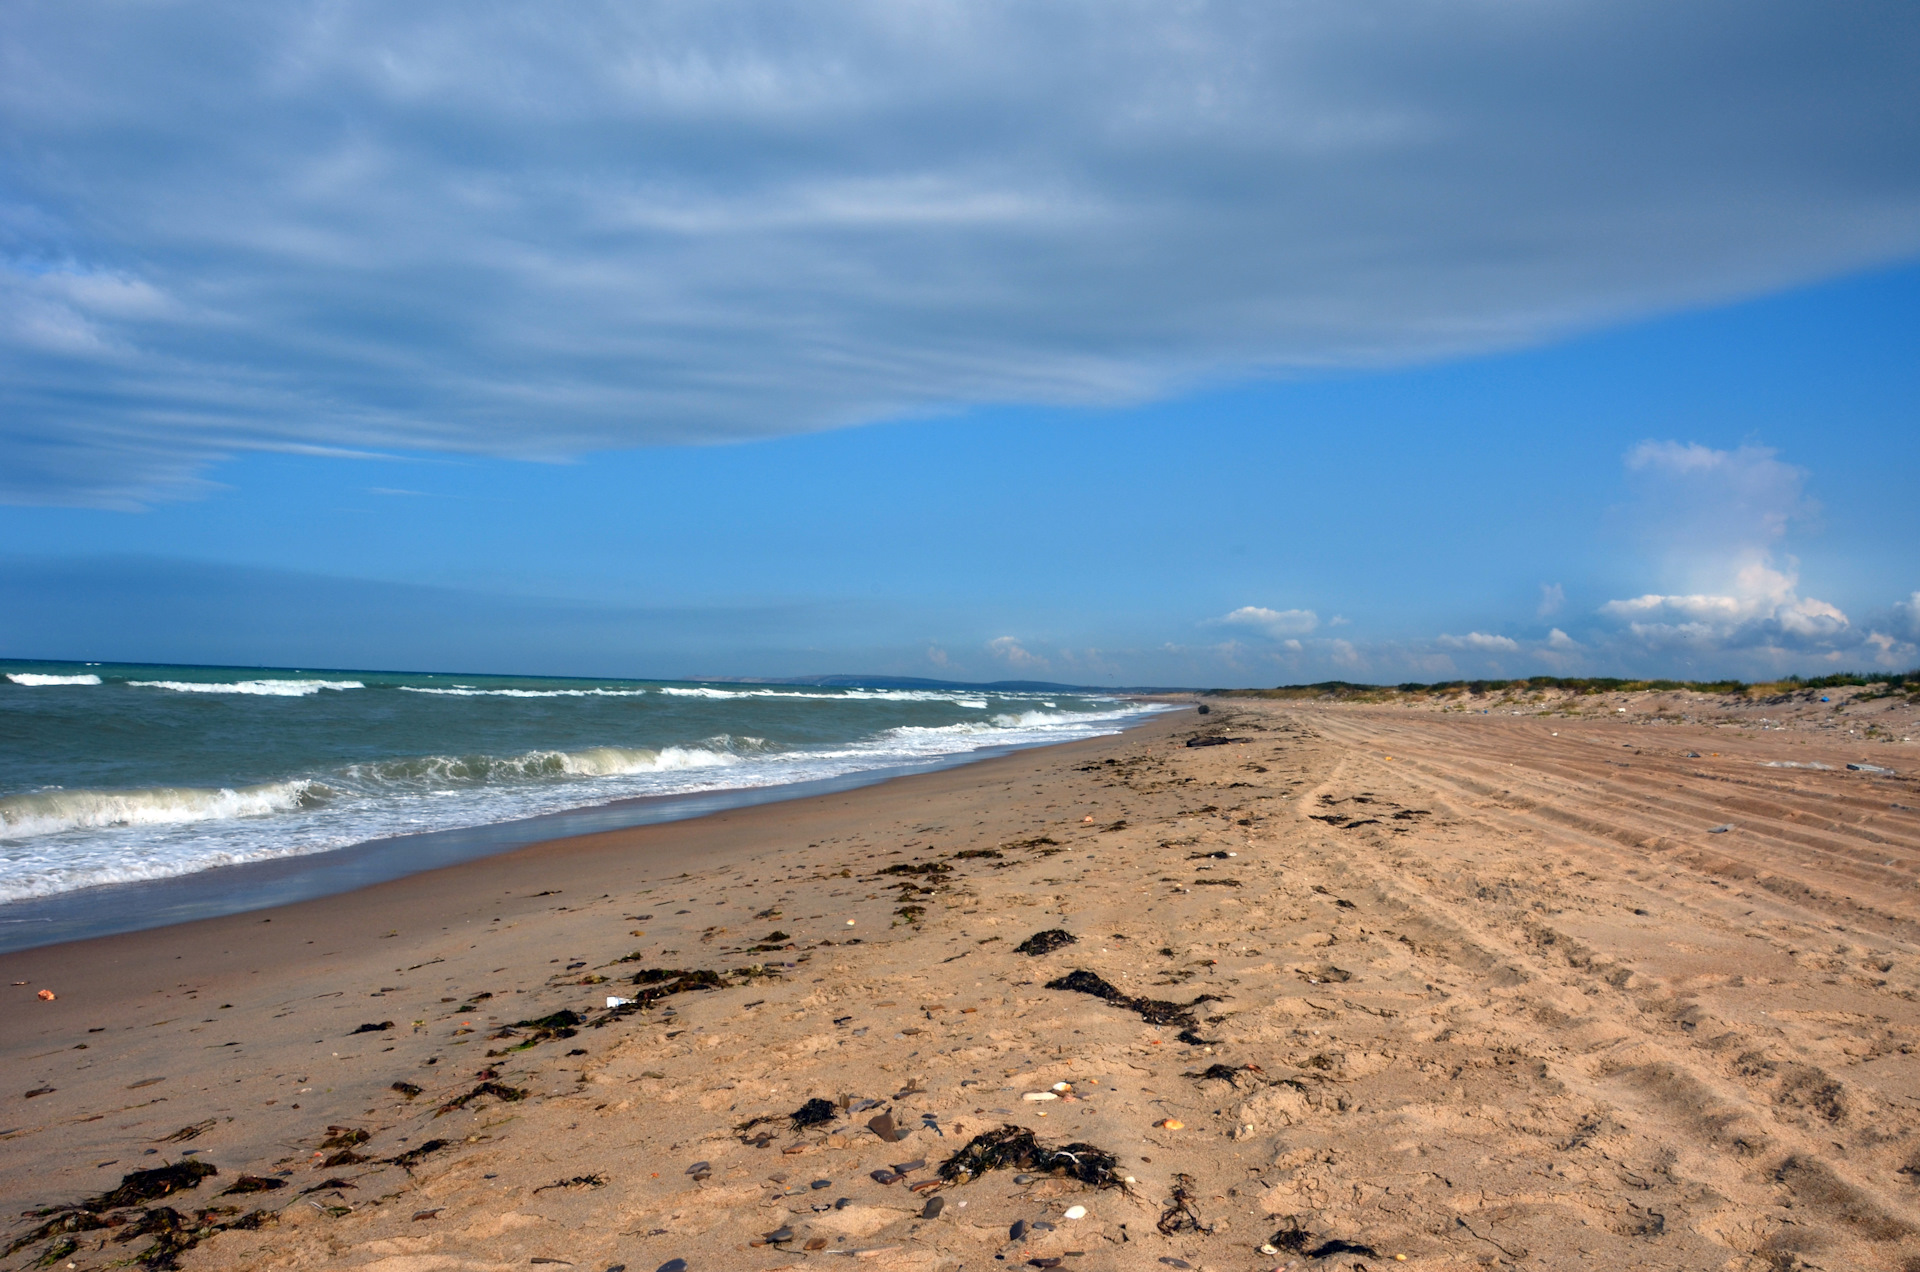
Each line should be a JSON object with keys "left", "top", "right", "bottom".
{"left": 987, "top": 636, "right": 1049, "bottom": 672}
{"left": 4, "top": 4, "right": 1919, "bottom": 504}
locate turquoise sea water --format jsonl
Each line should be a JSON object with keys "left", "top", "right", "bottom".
{"left": 0, "top": 659, "right": 1158, "bottom": 904}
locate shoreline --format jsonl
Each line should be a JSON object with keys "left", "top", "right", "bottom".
{"left": 0, "top": 707, "right": 1177, "bottom": 954}
{"left": 6, "top": 696, "right": 1920, "bottom": 1272}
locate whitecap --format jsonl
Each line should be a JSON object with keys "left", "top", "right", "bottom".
{"left": 5, "top": 673, "right": 103, "bottom": 686}
{"left": 129, "top": 679, "right": 364, "bottom": 696}
{"left": 0, "top": 779, "right": 322, "bottom": 840}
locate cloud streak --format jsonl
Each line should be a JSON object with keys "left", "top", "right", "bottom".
{"left": 5, "top": 2, "right": 1920, "bottom": 503}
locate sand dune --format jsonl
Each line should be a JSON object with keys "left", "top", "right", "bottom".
{"left": 4, "top": 691, "right": 1918, "bottom": 1271}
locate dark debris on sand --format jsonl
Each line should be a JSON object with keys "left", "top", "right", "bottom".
{"left": 1044, "top": 969, "right": 1220, "bottom": 1038}
{"left": 436, "top": 1080, "right": 529, "bottom": 1116}
{"left": 1269, "top": 1218, "right": 1382, "bottom": 1260}
{"left": 789, "top": 1098, "right": 839, "bottom": 1130}
{"left": 1182, "top": 1062, "right": 1262, "bottom": 1085}
{"left": 936, "top": 1125, "right": 1124, "bottom": 1188}
{"left": 1013, "top": 929, "right": 1077, "bottom": 956}
{"left": 6, "top": 1162, "right": 279, "bottom": 1271}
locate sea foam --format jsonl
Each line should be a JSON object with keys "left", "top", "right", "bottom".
{"left": 6, "top": 673, "right": 103, "bottom": 686}
{"left": 129, "top": 679, "right": 365, "bottom": 696}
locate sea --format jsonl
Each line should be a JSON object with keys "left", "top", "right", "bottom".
{"left": 0, "top": 659, "right": 1161, "bottom": 917}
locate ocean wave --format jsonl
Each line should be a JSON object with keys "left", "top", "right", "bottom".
{"left": 0, "top": 780, "right": 323, "bottom": 839}
{"left": 5, "top": 673, "right": 103, "bottom": 686}
{"left": 399, "top": 686, "right": 652, "bottom": 697}
{"left": 340, "top": 743, "right": 739, "bottom": 787}
{"left": 129, "top": 679, "right": 365, "bottom": 696}
{"left": 656, "top": 685, "right": 1000, "bottom": 705}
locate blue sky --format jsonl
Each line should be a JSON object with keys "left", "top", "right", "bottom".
{"left": 2, "top": 2, "right": 1917, "bottom": 686}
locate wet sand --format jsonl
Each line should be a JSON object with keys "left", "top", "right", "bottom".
{"left": 4, "top": 690, "right": 1919, "bottom": 1272}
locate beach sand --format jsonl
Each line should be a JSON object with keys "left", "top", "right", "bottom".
{"left": 5, "top": 689, "right": 1920, "bottom": 1271}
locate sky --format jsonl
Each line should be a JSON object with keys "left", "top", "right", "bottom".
{"left": 2, "top": 1, "right": 1917, "bottom": 687}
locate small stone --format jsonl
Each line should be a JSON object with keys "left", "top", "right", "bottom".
{"left": 1062, "top": 1205, "right": 1087, "bottom": 1220}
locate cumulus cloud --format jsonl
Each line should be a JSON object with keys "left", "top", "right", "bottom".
{"left": 1214, "top": 605, "right": 1320, "bottom": 638}
{"left": 987, "top": 636, "right": 1048, "bottom": 672}
{"left": 1591, "top": 442, "right": 1920, "bottom": 669}
{"left": 4, "top": 3, "right": 1919, "bottom": 504}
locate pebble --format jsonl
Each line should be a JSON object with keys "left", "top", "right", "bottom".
{"left": 1022, "top": 1092, "right": 1058, "bottom": 1102}
{"left": 656, "top": 1262, "right": 687, "bottom": 1272}
{"left": 1062, "top": 1205, "right": 1087, "bottom": 1220}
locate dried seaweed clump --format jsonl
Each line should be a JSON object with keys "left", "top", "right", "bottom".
{"left": 7, "top": 1164, "right": 278, "bottom": 1272}
{"left": 877, "top": 861, "right": 952, "bottom": 877}
{"left": 1182, "top": 1062, "right": 1262, "bottom": 1085}
{"left": 1044, "top": 969, "right": 1220, "bottom": 1040}
{"left": 937, "top": 1125, "right": 1123, "bottom": 1188}
{"left": 790, "top": 1097, "right": 839, "bottom": 1129}
{"left": 436, "top": 1080, "right": 530, "bottom": 1116}
{"left": 36, "top": 1161, "right": 221, "bottom": 1216}
{"left": 1013, "top": 929, "right": 1077, "bottom": 956}
{"left": 489, "top": 1008, "right": 582, "bottom": 1052}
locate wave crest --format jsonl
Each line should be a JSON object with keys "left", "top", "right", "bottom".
{"left": 130, "top": 679, "right": 364, "bottom": 696}
{"left": 0, "top": 780, "right": 323, "bottom": 839}
{"left": 6, "top": 673, "right": 103, "bottom": 686}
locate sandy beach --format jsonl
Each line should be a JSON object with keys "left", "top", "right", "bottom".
{"left": 6, "top": 687, "right": 1920, "bottom": 1272}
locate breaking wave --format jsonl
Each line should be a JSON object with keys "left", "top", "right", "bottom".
{"left": 0, "top": 780, "right": 323, "bottom": 839}
{"left": 6, "top": 673, "right": 103, "bottom": 686}
{"left": 130, "top": 679, "right": 365, "bottom": 696}
{"left": 399, "top": 686, "right": 652, "bottom": 697}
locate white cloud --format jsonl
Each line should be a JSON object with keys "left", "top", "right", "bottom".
{"left": 1537, "top": 583, "right": 1565, "bottom": 618}
{"left": 1547, "top": 628, "right": 1577, "bottom": 650}
{"left": 1214, "top": 606, "right": 1319, "bottom": 638}
{"left": 5, "top": 5, "right": 1920, "bottom": 504}
{"left": 1438, "top": 631, "right": 1520, "bottom": 652}
{"left": 986, "top": 635, "right": 1049, "bottom": 672}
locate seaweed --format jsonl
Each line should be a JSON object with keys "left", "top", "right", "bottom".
{"left": 32, "top": 1161, "right": 221, "bottom": 1215}
{"left": 936, "top": 1125, "right": 1123, "bottom": 1188}
{"left": 533, "top": 1174, "right": 607, "bottom": 1193}
{"left": 155, "top": 1120, "right": 218, "bottom": 1143}
{"left": 216, "top": 1176, "right": 284, "bottom": 1196}
{"left": 950, "top": 848, "right": 1003, "bottom": 859}
{"left": 790, "top": 1098, "right": 839, "bottom": 1130}
{"left": 319, "top": 1126, "right": 369, "bottom": 1150}
{"left": 391, "top": 1081, "right": 423, "bottom": 1099}
{"left": 877, "top": 861, "right": 951, "bottom": 877}
{"left": 3, "top": 1212, "right": 113, "bottom": 1259}
{"left": 384, "top": 1139, "right": 451, "bottom": 1171}
{"left": 1044, "top": 969, "right": 1220, "bottom": 1038}
{"left": 490, "top": 1007, "right": 584, "bottom": 1052}
{"left": 435, "top": 1080, "right": 529, "bottom": 1116}
{"left": 1182, "top": 1063, "right": 1261, "bottom": 1085}
{"left": 1014, "top": 929, "right": 1077, "bottom": 956}
{"left": 1268, "top": 1219, "right": 1381, "bottom": 1260}
{"left": 298, "top": 1178, "right": 357, "bottom": 1194}
{"left": 592, "top": 968, "right": 731, "bottom": 1026}
{"left": 349, "top": 1021, "right": 395, "bottom": 1034}
{"left": 106, "top": 1205, "right": 277, "bottom": 1270}
{"left": 1157, "top": 1174, "right": 1206, "bottom": 1235}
